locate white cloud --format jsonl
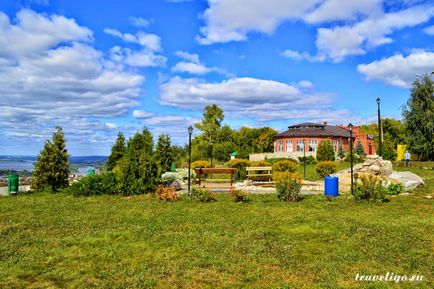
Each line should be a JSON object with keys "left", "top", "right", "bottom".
{"left": 357, "top": 51, "right": 434, "bottom": 88}
{"left": 110, "top": 46, "right": 166, "bottom": 68}
{"left": 129, "top": 16, "right": 150, "bottom": 28}
{"left": 171, "top": 50, "right": 224, "bottom": 75}
{"left": 316, "top": 5, "right": 434, "bottom": 61}
{"left": 104, "top": 28, "right": 161, "bottom": 51}
{"left": 132, "top": 110, "right": 155, "bottom": 119}
{"left": 0, "top": 10, "right": 146, "bottom": 154}
{"left": 423, "top": 25, "right": 434, "bottom": 35}
{"left": 159, "top": 77, "right": 347, "bottom": 122}
{"left": 281, "top": 49, "right": 325, "bottom": 62}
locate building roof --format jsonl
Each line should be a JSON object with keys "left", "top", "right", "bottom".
{"left": 275, "top": 122, "right": 350, "bottom": 138}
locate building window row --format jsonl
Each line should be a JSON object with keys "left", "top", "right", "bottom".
{"left": 276, "top": 139, "right": 342, "bottom": 153}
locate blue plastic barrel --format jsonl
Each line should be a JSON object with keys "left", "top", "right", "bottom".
{"left": 324, "top": 176, "right": 339, "bottom": 197}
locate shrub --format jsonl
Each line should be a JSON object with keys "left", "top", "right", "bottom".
{"left": 156, "top": 185, "right": 179, "bottom": 201}
{"left": 226, "top": 159, "right": 251, "bottom": 180}
{"left": 63, "top": 172, "right": 119, "bottom": 196}
{"left": 386, "top": 183, "right": 404, "bottom": 195}
{"left": 272, "top": 160, "right": 298, "bottom": 173}
{"left": 353, "top": 175, "right": 387, "bottom": 202}
{"left": 191, "top": 187, "right": 217, "bottom": 202}
{"left": 191, "top": 160, "right": 211, "bottom": 169}
{"left": 250, "top": 160, "right": 271, "bottom": 167}
{"left": 344, "top": 152, "right": 362, "bottom": 163}
{"left": 267, "top": 158, "right": 298, "bottom": 164}
{"left": 176, "top": 169, "right": 196, "bottom": 181}
{"left": 161, "top": 172, "right": 179, "bottom": 184}
{"left": 273, "top": 172, "right": 303, "bottom": 202}
{"left": 298, "top": 155, "right": 317, "bottom": 165}
{"left": 231, "top": 190, "right": 253, "bottom": 203}
{"left": 315, "top": 161, "right": 338, "bottom": 178}
{"left": 316, "top": 140, "right": 335, "bottom": 161}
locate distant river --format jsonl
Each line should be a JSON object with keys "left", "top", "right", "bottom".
{"left": 0, "top": 160, "right": 34, "bottom": 171}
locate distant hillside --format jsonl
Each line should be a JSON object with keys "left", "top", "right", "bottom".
{"left": 0, "top": 155, "right": 108, "bottom": 164}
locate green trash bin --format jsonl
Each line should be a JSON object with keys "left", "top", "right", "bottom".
{"left": 8, "top": 175, "right": 19, "bottom": 194}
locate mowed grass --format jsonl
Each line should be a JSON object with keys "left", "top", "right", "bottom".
{"left": 1, "top": 192, "right": 432, "bottom": 288}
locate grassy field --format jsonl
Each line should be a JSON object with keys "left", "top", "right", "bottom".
{"left": 0, "top": 167, "right": 432, "bottom": 288}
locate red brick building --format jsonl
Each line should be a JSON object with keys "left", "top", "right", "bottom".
{"left": 273, "top": 122, "right": 375, "bottom": 157}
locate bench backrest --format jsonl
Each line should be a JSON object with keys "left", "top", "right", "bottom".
{"left": 246, "top": 166, "right": 272, "bottom": 171}
{"left": 194, "top": 168, "right": 237, "bottom": 174}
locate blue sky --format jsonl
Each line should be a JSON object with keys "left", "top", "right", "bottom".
{"left": 1, "top": 0, "right": 434, "bottom": 155}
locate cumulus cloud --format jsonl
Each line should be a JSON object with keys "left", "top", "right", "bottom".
{"left": 0, "top": 9, "right": 147, "bottom": 154}
{"left": 171, "top": 50, "right": 224, "bottom": 75}
{"left": 423, "top": 25, "right": 434, "bottom": 35}
{"left": 132, "top": 110, "right": 155, "bottom": 119}
{"left": 159, "top": 77, "right": 348, "bottom": 122}
{"left": 281, "top": 49, "right": 325, "bottom": 62}
{"left": 357, "top": 51, "right": 434, "bottom": 88}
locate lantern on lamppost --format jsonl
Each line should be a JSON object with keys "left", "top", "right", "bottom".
{"left": 188, "top": 126, "right": 193, "bottom": 197}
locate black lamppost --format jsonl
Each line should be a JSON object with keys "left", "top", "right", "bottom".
{"left": 376, "top": 97, "right": 382, "bottom": 157}
{"left": 188, "top": 126, "right": 193, "bottom": 197}
{"left": 348, "top": 123, "right": 354, "bottom": 195}
{"left": 303, "top": 138, "right": 306, "bottom": 179}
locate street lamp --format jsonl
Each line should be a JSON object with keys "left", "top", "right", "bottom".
{"left": 188, "top": 126, "right": 193, "bottom": 197}
{"left": 303, "top": 138, "right": 306, "bottom": 179}
{"left": 376, "top": 97, "right": 382, "bottom": 157}
{"left": 348, "top": 123, "right": 354, "bottom": 196}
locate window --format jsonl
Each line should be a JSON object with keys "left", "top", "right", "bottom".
{"left": 278, "top": 140, "right": 283, "bottom": 152}
{"left": 332, "top": 140, "right": 338, "bottom": 152}
{"left": 296, "top": 140, "right": 304, "bottom": 152}
{"left": 308, "top": 140, "right": 318, "bottom": 152}
{"left": 286, "top": 140, "right": 293, "bottom": 152}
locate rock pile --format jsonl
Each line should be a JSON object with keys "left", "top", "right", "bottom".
{"left": 333, "top": 155, "right": 424, "bottom": 192}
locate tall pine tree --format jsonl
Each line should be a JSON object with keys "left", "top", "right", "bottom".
{"left": 155, "top": 133, "right": 174, "bottom": 173}
{"left": 402, "top": 74, "right": 434, "bottom": 160}
{"left": 107, "top": 132, "right": 126, "bottom": 171}
{"left": 31, "top": 126, "right": 70, "bottom": 192}
{"left": 355, "top": 140, "right": 366, "bottom": 156}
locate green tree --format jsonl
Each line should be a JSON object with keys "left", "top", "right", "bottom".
{"left": 107, "top": 132, "right": 126, "bottom": 171}
{"left": 155, "top": 133, "right": 174, "bottom": 173}
{"left": 31, "top": 126, "right": 70, "bottom": 192}
{"left": 195, "top": 104, "right": 224, "bottom": 143}
{"left": 338, "top": 142, "right": 345, "bottom": 159}
{"left": 355, "top": 140, "right": 366, "bottom": 156}
{"left": 118, "top": 128, "right": 159, "bottom": 195}
{"left": 316, "top": 140, "right": 335, "bottom": 161}
{"left": 402, "top": 74, "right": 434, "bottom": 160}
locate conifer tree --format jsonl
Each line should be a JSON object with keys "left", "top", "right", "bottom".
{"left": 107, "top": 132, "right": 126, "bottom": 171}
{"left": 338, "top": 142, "right": 345, "bottom": 159}
{"left": 355, "top": 140, "right": 366, "bottom": 156}
{"left": 155, "top": 133, "right": 174, "bottom": 173}
{"left": 316, "top": 140, "right": 335, "bottom": 161}
{"left": 31, "top": 126, "right": 70, "bottom": 192}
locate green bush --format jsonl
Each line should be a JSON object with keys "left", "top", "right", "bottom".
{"left": 266, "top": 158, "right": 298, "bottom": 164}
{"left": 63, "top": 172, "right": 119, "bottom": 196}
{"left": 386, "top": 183, "right": 404, "bottom": 195}
{"left": 354, "top": 175, "right": 387, "bottom": 202}
{"left": 273, "top": 172, "right": 303, "bottom": 202}
{"left": 230, "top": 189, "right": 253, "bottom": 203}
{"left": 344, "top": 152, "right": 362, "bottom": 163}
{"left": 298, "top": 155, "right": 317, "bottom": 165}
{"left": 191, "top": 187, "right": 217, "bottom": 202}
{"left": 272, "top": 160, "right": 298, "bottom": 173}
{"left": 226, "top": 159, "right": 251, "bottom": 180}
{"left": 315, "top": 161, "right": 338, "bottom": 178}
{"left": 316, "top": 141, "right": 335, "bottom": 161}
{"left": 191, "top": 160, "right": 211, "bottom": 169}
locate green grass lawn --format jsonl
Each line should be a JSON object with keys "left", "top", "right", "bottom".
{"left": 0, "top": 166, "right": 432, "bottom": 288}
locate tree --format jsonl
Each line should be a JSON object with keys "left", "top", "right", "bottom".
{"left": 338, "top": 142, "right": 345, "bottom": 159}
{"left": 155, "top": 133, "right": 174, "bottom": 173}
{"left": 355, "top": 140, "right": 366, "bottom": 156}
{"left": 107, "top": 132, "right": 126, "bottom": 171}
{"left": 31, "top": 126, "right": 70, "bottom": 192}
{"left": 316, "top": 140, "right": 335, "bottom": 161}
{"left": 402, "top": 74, "right": 434, "bottom": 160}
{"left": 118, "top": 128, "right": 159, "bottom": 195}
{"left": 195, "top": 104, "right": 224, "bottom": 143}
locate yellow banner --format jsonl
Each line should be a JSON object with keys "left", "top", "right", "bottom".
{"left": 396, "top": 144, "right": 407, "bottom": 161}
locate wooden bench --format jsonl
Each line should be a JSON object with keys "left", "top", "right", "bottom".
{"left": 194, "top": 168, "right": 237, "bottom": 191}
{"left": 246, "top": 166, "right": 273, "bottom": 184}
